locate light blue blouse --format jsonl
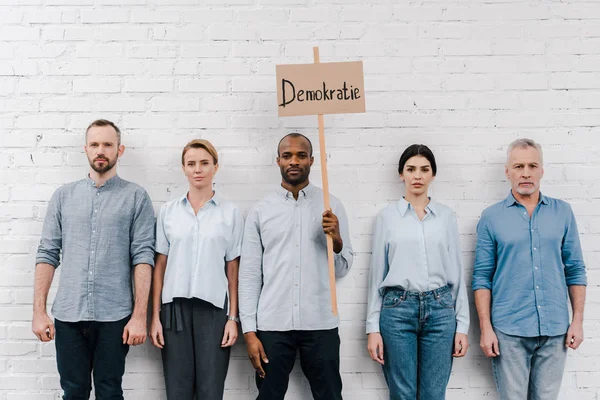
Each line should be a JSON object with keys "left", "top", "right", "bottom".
{"left": 156, "top": 192, "right": 243, "bottom": 310}
{"left": 367, "top": 198, "right": 469, "bottom": 334}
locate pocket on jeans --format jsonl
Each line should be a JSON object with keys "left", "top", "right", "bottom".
{"left": 382, "top": 292, "right": 403, "bottom": 308}
{"left": 436, "top": 292, "right": 454, "bottom": 309}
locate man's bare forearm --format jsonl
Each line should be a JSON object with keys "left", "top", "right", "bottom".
{"left": 132, "top": 263, "right": 152, "bottom": 320}
{"left": 569, "top": 285, "right": 586, "bottom": 323}
{"left": 474, "top": 289, "right": 493, "bottom": 329}
{"left": 33, "top": 263, "right": 55, "bottom": 314}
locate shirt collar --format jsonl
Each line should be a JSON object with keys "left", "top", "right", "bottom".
{"left": 277, "top": 183, "right": 313, "bottom": 200}
{"left": 397, "top": 197, "right": 437, "bottom": 217}
{"left": 504, "top": 190, "right": 548, "bottom": 208}
{"left": 180, "top": 191, "right": 220, "bottom": 206}
{"left": 87, "top": 174, "right": 121, "bottom": 189}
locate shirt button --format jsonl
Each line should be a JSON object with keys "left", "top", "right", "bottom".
{"left": 96, "top": 192, "right": 100, "bottom": 196}
{"left": 534, "top": 266, "right": 539, "bottom": 270}
{"left": 94, "top": 209, "right": 98, "bottom": 213}
{"left": 538, "top": 305, "right": 541, "bottom": 308}
{"left": 533, "top": 247, "right": 537, "bottom": 251}
{"left": 523, "top": 211, "right": 527, "bottom": 215}
{"left": 92, "top": 230, "right": 96, "bottom": 233}
{"left": 89, "top": 271, "right": 93, "bottom": 274}
{"left": 536, "top": 286, "right": 539, "bottom": 289}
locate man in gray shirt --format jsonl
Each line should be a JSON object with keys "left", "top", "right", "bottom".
{"left": 239, "top": 133, "right": 354, "bottom": 400}
{"left": 32, "top": 119, "right": 155, "bottom": 400}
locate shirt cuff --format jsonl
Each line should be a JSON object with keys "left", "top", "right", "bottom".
{"left": 241, "top": 317, "right": 257, "bottom": 334}
{"left": 155, "top": 245, "right": 169, "bottom": 256}
{"left": 566, "top": 277, "right": 587, "bottom": 286}
{"left": 132, "top": 254, "right": 155, "bottom": 267}
{"left": 456, "top": 322, "right": 469, "bottom": 335}
{"left": 226, "top": 246, "right": 241, "bottom": 262}
{"left": 35, "top": 255, "right": 59, "bottom": 268}
{"left": 471, "top": 281, "right": 492, "bottom": 291}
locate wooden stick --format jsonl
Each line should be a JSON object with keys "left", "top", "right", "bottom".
{"left": 313, "top": 46, "right": 338, "bottom": 316}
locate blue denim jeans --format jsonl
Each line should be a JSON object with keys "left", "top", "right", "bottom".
{"left": 380, "top": 285, "right": 456, "bottom": 400}
{"left": 492, "top": 329, "right": 567, "bottom": 400}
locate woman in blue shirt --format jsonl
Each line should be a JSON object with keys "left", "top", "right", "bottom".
{"left": 366, "top": 144, "right": 470, "bottom": 400}
{"left": 149, "top": 139, "right": 243, "bottom": 400}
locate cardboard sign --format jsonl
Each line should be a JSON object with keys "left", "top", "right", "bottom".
{"left": 276, "top": 61, "right": 365, "bottom": 117}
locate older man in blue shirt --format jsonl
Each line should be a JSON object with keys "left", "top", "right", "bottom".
{"left": 473, "top": 138, "right": 587, "bottom": 400}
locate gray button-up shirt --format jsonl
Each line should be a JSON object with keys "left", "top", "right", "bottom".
{"left": 239, "top": 184, "right": 354, "bottom": 333}
{"left": 36, "top": 175, "right": 156, "bottom": 322}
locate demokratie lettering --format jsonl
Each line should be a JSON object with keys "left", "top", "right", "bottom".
{"left": 279, "top": 79, "right": 361, "bottom": 108}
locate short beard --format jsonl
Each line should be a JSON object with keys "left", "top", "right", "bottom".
{"left": 514, "top": 185, "right": 537, "bottom": 196}
{"left": 89, "top": 157, "right": 117, "bottom": 174}
{"left": 281, "top": 168, "right": 310, "bottom": 186}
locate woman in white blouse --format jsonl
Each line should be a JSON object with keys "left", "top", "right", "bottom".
{"left": 366, "top": 144, "right": 469, "bottom": 400}
{"left": 149, "top": 139, "right": 243, "bottom": 400}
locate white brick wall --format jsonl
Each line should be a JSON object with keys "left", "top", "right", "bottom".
{"left": 0, "top": 1, "right": 599, "bottom": 399}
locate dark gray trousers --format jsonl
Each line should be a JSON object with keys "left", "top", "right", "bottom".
{"left": 160, "top": 297, "right": 231, "bottom": 400}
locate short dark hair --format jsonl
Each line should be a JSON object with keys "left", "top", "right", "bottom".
{"left": 86, "top": 119, "right": 121, "bottom": 145}
{"left": 398, "top": 144, "right": 437, "bottom": 176}
{"left": 277, "top": 133, "right": 313, "bottom": 157}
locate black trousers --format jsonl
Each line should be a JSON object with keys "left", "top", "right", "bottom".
{"left": 55, "top": 317, "right": 130, "bottom": 400}
{"left": 160, "top": 297, "right": 231, "bottom": 400}
{"left": 256, "top": 328, "right": 342, "bottom": 400}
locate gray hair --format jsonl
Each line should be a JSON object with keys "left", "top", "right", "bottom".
{"left": 506, "top": 138, "right": 543, "bottom": 165}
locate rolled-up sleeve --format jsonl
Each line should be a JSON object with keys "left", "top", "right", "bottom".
{"left": 130, "top": 191, "right": 156, "bottom": 267}
{"left": 472, "top": 213, "right": 497, "bottom": 291}
{"left": 155, "top": 204, "right": 169, "bottom": 256}
{"left": 226, "top": 206, "right": 244, "bottom": 262}
{"left": 36, "top": 188, "right": 63, "bottom": 268}
{"left": 239, "top": 207, "right": 263, "bottom": 333}
{"left": 366, "top": 212, "right": 387, "bottom": 334}
{"left": 562, "top": 205, "right": 587, "bottom": 286}
{"left": 333, "top": 201, "right": 354, "bottom": 278}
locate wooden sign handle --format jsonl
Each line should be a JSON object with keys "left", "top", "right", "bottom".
{"left": 313, "top": 46, "right": 338, "bottom": 316}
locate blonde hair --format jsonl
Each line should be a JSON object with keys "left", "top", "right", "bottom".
{"left": 181, "top": 139, "right": 218, "bottom": 165}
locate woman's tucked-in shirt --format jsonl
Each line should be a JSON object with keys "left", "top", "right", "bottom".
{"left": 156, "top": 192, "right": 243, "bottom": 310}
{"left": 367, "top": 198, "right": 469, "bottom": 335}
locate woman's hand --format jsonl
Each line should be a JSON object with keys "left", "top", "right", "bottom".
{"left": 149, "top": 317, "right": 164, "bottom": 349}
{"left": 453, "top": 332, "right": 469, "bottom": 357}
{"left": 221, "top": 320, "right": 239, "bottom": 347}
{"left": 367, "top": 332, "right": 385, "bottom": 365}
